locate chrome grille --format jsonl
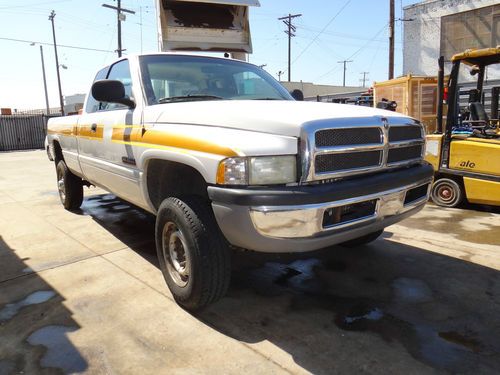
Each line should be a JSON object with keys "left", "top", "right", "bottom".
{"left": 316, "top": 151, "right": 382, "bottom": 173}
{"left": 315, "top": 128, "right": 381, "bottom": 147}
{"left": 387, "top": 145, "right": 423, "bottom": 164}
{"left": 301, "top": 117, "right": 425, "bottom": 182}
{"left": 389, "top": 126, "right": 422, "bottom": 142}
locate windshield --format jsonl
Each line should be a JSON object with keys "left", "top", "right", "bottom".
{"left": 139, "top": 54, "right": 293, "bottom": 105}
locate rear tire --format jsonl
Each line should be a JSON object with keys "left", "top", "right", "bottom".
{"left": 340, "top": 229, "right": 384, "bottom": 248}
{"left": 155, "top": 196, "right": 231, "bottom": 311}
{"left": 430, "top": 178, "right": 464, "bottom": 208}
{"left": 56, "top": 160, "right": 83, "bottom": 210}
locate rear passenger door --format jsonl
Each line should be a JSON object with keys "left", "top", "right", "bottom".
{"left": 78, "top": 59, "right": 144, "bottom": 206}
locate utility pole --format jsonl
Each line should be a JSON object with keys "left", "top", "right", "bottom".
{"left": 278, "top": 13, "right": 302, "bottom": 82}
{"left": 389, "top": 0, "right": 395, "bottom": 80}
{"left": 102, "top": 0, "right": 135, "bottom": 57}
{"left": 49, "top": 10, "right": 64, "bottom": 116}
{"left": 360, "top": 72, "right": 369, "bottom": 88}
{"left": 337, "top": 60, "right": 353, "bottom": 87}
{"left": 39, "top": 46, "right": 50, "bottom": 115}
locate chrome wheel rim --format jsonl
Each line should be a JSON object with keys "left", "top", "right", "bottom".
{"left": 162, "top": 221, "right": 190, "bottom": 287}
{"left": 57, "top": 168, "right": 66, "bottom": 202}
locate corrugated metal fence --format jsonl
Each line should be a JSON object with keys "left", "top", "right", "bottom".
{"left": 0, "top": 114, "right": 49, "bottom": 151}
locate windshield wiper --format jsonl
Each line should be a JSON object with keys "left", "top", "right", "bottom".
{"left": 251, "top": 98, "right": 282, "bottom": 100}
{"left": 158, "top": 95, "right": 225, "bottom": 104}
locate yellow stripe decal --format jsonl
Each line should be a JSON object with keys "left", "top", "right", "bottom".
{"left": 111, "top": 127, "right": 238, "bottom": 157}
{"left": 47, "top": 125, "right": 78, "bottom": 136}
{"left": 50, "top": 124, "right": 238, "bottom": 157}
{"left": 48, "top": 124, "right": 104, "bottom": 141}
{"left": 78, "top": 124, "right": 104, "bottom": 141}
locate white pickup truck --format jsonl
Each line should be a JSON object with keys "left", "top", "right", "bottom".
{"left": 46, "top": 53, "right": 433, "bottom": 310}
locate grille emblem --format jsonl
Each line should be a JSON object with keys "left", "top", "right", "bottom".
{"left": 382, "top": 118, "right": 389, "bottom": 129}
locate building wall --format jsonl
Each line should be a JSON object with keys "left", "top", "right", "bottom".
{"left": 280, "top": 81, "right": 364, "bottom": 99}
{"left": 403, "top": 0, "right": 498, "bottom": 76}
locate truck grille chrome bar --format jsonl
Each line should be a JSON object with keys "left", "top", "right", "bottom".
{"left": 300, "top": 116, "right": 425, "bottom": 183}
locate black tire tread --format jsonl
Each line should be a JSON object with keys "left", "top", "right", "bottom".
{"left": 156, "top": 196, "right": 231, "bottom": 310}
{"left": 56, "top": 160, "right": 83, "bottom": 211}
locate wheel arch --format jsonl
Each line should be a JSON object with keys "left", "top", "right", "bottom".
{"left": 52, "top": 139, "right": 64, "bottom": 164}
{"left": 142, "top": 153, "right": 214, "bottom": 211}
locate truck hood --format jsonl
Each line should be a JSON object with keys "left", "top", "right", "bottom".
{"left": 151, "top": 100, "right": 413, "bottom": 137}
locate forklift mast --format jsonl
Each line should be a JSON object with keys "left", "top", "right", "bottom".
{"left": 436, "top": 49, "right": 498, "bottom": 169}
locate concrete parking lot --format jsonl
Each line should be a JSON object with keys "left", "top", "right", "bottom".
{"left": 1, "top": 150, "right": 499, "bottom": 374}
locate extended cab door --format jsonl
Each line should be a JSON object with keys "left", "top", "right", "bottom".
{"left": 78, "top": 58, "right": 146, "bottom": 208}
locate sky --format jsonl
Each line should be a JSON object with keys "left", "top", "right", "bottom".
{"left": 0, "top": 0, "right": 417, "bottom": 110}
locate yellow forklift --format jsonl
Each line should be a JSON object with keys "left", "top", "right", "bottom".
{"left": 425, "top": 47, "right": 500, "bottom": 207}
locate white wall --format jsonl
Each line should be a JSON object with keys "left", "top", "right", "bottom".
{"left": 403, "top": 0, "right": 498, "bottom": 76}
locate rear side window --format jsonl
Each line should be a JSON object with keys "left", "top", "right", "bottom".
{"left": 85, "top": 67, "right": 109, "bottom": 113}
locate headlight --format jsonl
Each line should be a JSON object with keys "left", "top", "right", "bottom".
{"left": 217, "top": 155, "right": 297, "bottom": 185}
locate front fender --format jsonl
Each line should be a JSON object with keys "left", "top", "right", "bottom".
{"left": 139, "top": 149, "right": 215, "bottom": 184}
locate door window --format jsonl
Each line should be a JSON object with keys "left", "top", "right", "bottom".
{"left": 101, "top": 59, "right": 133, "bottom": 111}
{"left": 85, "top": 67, "right": 109, "bottom": 113}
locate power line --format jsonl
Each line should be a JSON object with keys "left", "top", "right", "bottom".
{"left": 295, "top": 34, "right": 399, "bottom": 51}
{"left": 316, "top": 23, "right": 389, "bottom": 81}
{"left": 0, "top": 36, "right": 114, "bottom": 53}
{"left": 293, "top": 24, "right": 394, "bottom": 44}
{"left": 0, "top": 0, "right": 72, "bottom": 10}
{"left": 278, "top": 13, "right": 302, "bottom": 82}
{"left": 290, "top": 0, "right": 352, "bottom": 66}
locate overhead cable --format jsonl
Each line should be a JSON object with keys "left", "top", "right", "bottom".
{"left": 287, "top": 0, "right": 352, "bottom": 70}
{"left": 0, "top": 36, "right": 113, "bottom": 53}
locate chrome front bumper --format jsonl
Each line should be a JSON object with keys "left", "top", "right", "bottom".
{"left": 249, "top": 181, "right": 431, "bottom": 239}
{"left": 209, "top": 163, "right": 433, "bottom": 253}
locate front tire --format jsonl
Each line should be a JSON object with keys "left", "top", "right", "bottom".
{"left": 155, "top": 197, "right": 231, "bottom": 311}
{"left": 430, "top": 178, "right": 464, "bottom": 208}
{"left": 56, "top": 160, "right": 83, "bottom": 210}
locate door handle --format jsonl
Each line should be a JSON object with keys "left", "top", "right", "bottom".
{"left": 90, "top": 123, "right": 97, "bottom": 132}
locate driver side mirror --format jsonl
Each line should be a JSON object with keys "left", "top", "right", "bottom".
{"left": 91, "top": 79, "right": 135, "bottom": 109}
{"left": 290, "top": 89, "right": 304, "bottom": 101}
